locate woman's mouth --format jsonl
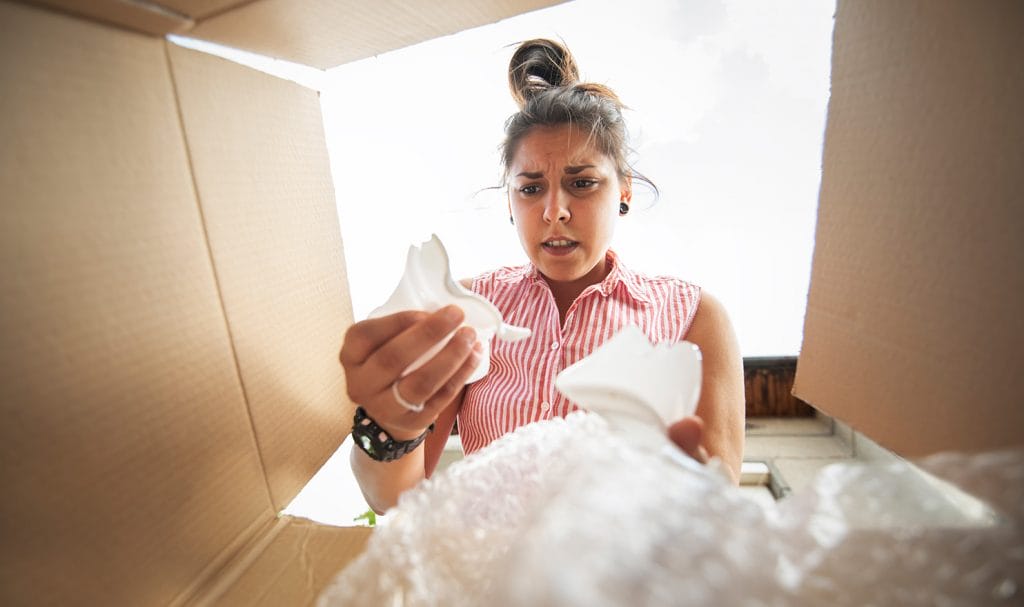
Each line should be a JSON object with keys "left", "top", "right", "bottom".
{"left": 542, "top": 239, "right": 579, "bottom": 256}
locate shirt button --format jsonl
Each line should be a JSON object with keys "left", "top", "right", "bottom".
{"left": 550, "top": 341, "right": 560, "bottom": 351}
{"left": 540, "top": 401, "right": 551, "bottom": 412}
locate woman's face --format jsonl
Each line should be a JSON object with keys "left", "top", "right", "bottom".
{"left": 508, "top": 124, "right": 630, "bottom": 287}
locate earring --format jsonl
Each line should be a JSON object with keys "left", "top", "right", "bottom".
{"left": 619, "top": 201, "right": 629, "bottom": 216}
{"left": 509, "top": 216, "right": 515, "bottom": 225}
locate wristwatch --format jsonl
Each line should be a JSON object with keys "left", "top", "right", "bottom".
{"left": 351, "top": 406, "right": 434, "bottom": 462}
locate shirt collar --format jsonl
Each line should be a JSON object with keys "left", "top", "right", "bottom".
{"left": 495, "top": 262, "right": 537, "bottom": 285}
{"left": 514, "top": 250, "right": 651, "bottom": 305}
{"left": 598, "top": 249, "right": 652, "bottom": 304}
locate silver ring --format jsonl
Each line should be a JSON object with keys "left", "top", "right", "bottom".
{"left": 392, "top": 380, "right": 424, "bottom": 413}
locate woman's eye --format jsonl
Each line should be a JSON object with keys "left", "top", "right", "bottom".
{"left": 572, "top": 178, "right": 598, "bottom": 189}
{"left": 519, "top": 185, "right": 541, "bottom": 195}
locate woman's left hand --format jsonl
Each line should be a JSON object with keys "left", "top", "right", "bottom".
{"left": 667, "top": 416, "right": 710, "bottom": 464}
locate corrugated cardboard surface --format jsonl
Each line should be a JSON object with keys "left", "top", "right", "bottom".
{"left": 203, "top": 517, "right": 373, "bottom": 606}
{"left": 167, "top": 42, "right": 355, "bottom": 512}
{"left": 189, "top": 0, "right": 568, "bottom": 69}
{"left": 2, "top": 1, "right": 616, "bottom": 606}
{"left": 28, "top": 0, "right": 566, "bottom": 60}
{"left": 28, "top": 0, "right": 194, "bottom": 35}
{"left": 0, "top": 3, "right": 275, "bottom": 605}
{"left": 160, "top": 0, "right": 251, "bottom": 20}
{"left": 795, "top": 0, "right": 1024, "bottom": 456}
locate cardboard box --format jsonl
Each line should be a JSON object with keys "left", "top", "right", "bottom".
{"left": 2, "top": 0, "right": 1021, "bottom": 605}
{"left": 794, "top": 0, "right": 1024, "bottom": 457}
{"left": 0, "top": 1, "right": 562, "bottom": 605}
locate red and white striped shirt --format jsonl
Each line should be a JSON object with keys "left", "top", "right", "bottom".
{"left": 458, "top": 250, "right": 701, "bottom": 454}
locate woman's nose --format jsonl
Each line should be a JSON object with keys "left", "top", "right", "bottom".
{"left": 542, "top": 191, "right": 571, "bottom": 223}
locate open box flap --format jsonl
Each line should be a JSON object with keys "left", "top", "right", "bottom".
{"left": 26, "top": 0, "right": 196, "bottom": 35}
{"left": 187, "top": 0, "right": 568, "bottom": 69}
{"left": 794, "top": 0, "right": 1024, "bottom": 456}
{"left": 28, "top": 0, "right": 568, "bottom": 68}
{"left": 156, "top": 0, "right": 252, "bottom": 21}
{"left": 167, "top": 41, "right": 355, "bottom": 511}
{"left": 0, "top": 3, "right": 275, "bottom": 604}
{"left": 197, "top": 517, "right": 373, "bottom": 606}
{"left": 28, "top": 0, "right": 569, "bottom": 67}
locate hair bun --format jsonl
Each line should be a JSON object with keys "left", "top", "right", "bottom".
{"left": 508, "top": 38, "right": 580, "bottom": 110}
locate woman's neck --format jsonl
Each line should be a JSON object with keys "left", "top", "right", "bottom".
{"left": 542, "top": 256, "right": 611, "bottom": 323}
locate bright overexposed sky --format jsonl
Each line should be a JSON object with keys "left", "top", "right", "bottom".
{"left": 321, "top": 0, "right": 835, "bottom": 356}
{"left": 174, "top": 0, "right": 835, "bottom": 357}
{"left": 173, "top": 0, "right": 836, "bottom": 523}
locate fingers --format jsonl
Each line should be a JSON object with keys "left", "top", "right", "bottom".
{"left": 668, "top": 416, "right": 709, "bottom": 464}
{"left": 339, "top": 305, "right": 482, "bottom": 441}
{"left": 359, "top": 306, "right": 466, "bottom": 393}
{"left": 380, "top": 328, "right": 481, "bottom": 438}
{"left": 394, "top": 326, "right": 479, "bottom": 408}
{"left": 408, "top": 337, "right": 484, "bottom": 415}
{"left": 340, "top": 310, "right": 427, "bottom": 366}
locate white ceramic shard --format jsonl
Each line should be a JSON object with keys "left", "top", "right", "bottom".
{"left": 370, "top": 234, "right": 531, "bottom": 383}
{"left": 555, "top": 325, "right": 702, "bottom": 445}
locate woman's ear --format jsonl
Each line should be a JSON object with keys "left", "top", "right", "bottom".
{"left": 620, "top": 174, "right": 633, "bottom": 203}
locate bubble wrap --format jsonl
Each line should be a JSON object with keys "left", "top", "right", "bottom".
{"left": 318, "top": 413, "right": 1023, "bottom": 606}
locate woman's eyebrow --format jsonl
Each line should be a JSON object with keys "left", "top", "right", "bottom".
{"left": 564, "top": 164, "right": 596, "bottom": 174}
{"left": 516, "top": 171, "right": 544, "bottom": 178}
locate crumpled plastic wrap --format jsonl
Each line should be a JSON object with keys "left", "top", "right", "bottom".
{"left": 318, "top": 413, "right": 1023, "bottom": 606}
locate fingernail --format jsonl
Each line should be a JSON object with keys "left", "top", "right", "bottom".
{"left": 472, "top": 340, "right": 484, "bottom": 354}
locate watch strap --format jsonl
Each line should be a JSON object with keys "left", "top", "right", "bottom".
{"left": 351, "top": 406, "right": 434, "bottom": 462}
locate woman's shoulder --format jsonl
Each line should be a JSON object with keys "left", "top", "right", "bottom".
{"left": 613, "top": 254, "right": 697, "bottom": 288}
{"left": 637, "top": 272, "right": 700, "bottom": 289}
{"left": 622, "top": 264, "right": 702, "bottom": 300}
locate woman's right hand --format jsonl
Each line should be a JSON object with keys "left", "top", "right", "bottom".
{"left": 339, "top": 305, "right": 482, "bottom": 441}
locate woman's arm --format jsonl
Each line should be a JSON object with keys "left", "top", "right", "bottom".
{"left": 682, "top": 290, "right": 745, "bottom": 483}
{"left": 350, "top": 395, "right": 460, "bottom": 512}
{"left": 341, "top": 307, "right": 481, "bottom": 513}
{"left": 423, "top": 398, "right": 460, "bottom": 478}
{"left": 350, "top": 434, "right": 430, "bottom": 514}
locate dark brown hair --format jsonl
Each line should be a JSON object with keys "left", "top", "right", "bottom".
{"left": 501, "top": 39, "right": 656, "bottom": 196}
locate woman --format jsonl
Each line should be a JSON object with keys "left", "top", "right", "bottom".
{"left": 341, "top": 39, "right": 744, "bottom": 513}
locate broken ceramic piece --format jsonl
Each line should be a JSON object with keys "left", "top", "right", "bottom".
{"left": 370, "top": 234, "right": 531, "bottom": 383}
{"left": 555, "top": 325, "right": 702, "bottom": 446}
